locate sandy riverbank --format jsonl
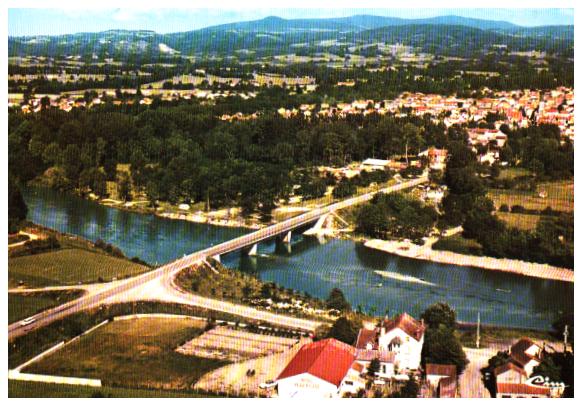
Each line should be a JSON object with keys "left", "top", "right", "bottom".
{"left": 364, "top": 238, "right": 574, "bottom": 283}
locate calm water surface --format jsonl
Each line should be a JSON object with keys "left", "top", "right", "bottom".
{"left": 23, "top": 187, "right": 573, "bottom": 330}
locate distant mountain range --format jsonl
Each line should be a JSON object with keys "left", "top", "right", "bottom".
{"left": 8, "top": 15, "right": 574, "bottom": 59}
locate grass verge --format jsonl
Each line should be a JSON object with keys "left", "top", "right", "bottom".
{"left": 9, "top": 290, "right": 84, "bottom": 324}
{"left": 24, "top": 318, "right": 227, "bottom": 390}
{"left": 8, "top": 380, "right": 218, "bottom": 398}
{"left": 9, "top": 248, "right": 149, "bottom": 288}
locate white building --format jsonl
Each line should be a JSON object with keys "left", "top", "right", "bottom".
{"left": 354, "top": 313, "right": 426, "bottom": 376}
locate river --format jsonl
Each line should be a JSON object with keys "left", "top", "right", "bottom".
{"left": 22, "top": 187, "right": 573, "bottom": 330}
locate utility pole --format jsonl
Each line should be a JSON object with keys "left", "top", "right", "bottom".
{"left": 476, "top": 312, "right": 481, "bottom": 349}
{"left": 563, "top": 325, "right": 569, "bottom": 352}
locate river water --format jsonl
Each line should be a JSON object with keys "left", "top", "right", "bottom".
{"left": 22, "top": 187, "right": 573, "bottom": 330}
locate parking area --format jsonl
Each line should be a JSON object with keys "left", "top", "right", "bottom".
{"left": 176, "top": 326, "right": 300, "bottom": 362}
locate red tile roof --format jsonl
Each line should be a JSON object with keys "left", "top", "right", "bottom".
{"left": 426, "top": 364, "right": 457, "bottom": 377}
{"left": 497, "top": 383, "right": 551, "bottom": 396}
{"left": 351, "top": 361, "right": 365, "bottom": 373}
{"left": 382, "top": 313, "right": 425, "bottom": 341}
{"left": 355, "top": 349, "right": 396, "bottom": 363}
{"left": 355, "top": 328, "right": 378, "bottom": 349}
{"left": 277, "top": 339, "right": 356, "bottom": 387}
{"left": 510, "top": 338, "right": 542, "bottom": 367}
{"left": 494, "top": 361, "right": 527, "bottom": 378}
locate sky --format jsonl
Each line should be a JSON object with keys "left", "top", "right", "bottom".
{"left": 8, "top": 8, "right": 574, "bottom": 36}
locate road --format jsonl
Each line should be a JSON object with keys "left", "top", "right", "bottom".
{"left": 8, "top": 176, "right": 428, "bottom": 340}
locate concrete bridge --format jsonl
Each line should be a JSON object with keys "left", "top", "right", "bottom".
{"left": 8, "top": 176, "right": 428, "bottom": 339}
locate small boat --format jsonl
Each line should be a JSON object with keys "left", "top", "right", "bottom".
{"left": 376, "top": 283, "right": 383, "bottom": 287}
{"left": 495, "top": 288, "right": 511, "bottom": 293}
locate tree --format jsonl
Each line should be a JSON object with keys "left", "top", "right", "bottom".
{"left": 326, "top": 288, "right": 351, "bottom": 312}
{"left": 117, "top": 172, "right": 132, "bottom": 202}
{"left": 421, "top": 325, "right": 468, "bottom": 375}
{"left": 390, "top": 374, "right": 419, "bottom": 398}
{"left": 8, "top": 177, "right": 28, "bottom": 233}
{"left": 326, "top": 316, "right": 358, "bottom": 345}
{"left": 367, "top": 358, "right": 381, "bottom": 377}
{"left": 421, "top": 303, "right": 457, "bottom": 330}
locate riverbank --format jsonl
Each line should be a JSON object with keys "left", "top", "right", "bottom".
{"left": 98, "top": 198, "right": 263, "bottom": 231}
{"left": 364, "top": 238, "right": 574, "bottom": 283}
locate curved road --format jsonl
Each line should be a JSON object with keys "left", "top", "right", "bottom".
{"left": 8, "top": 176, "right": 428, "bottom": 340}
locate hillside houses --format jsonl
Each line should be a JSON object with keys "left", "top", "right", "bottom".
{"left": 274, "top": 313, "right": 427, "bottom": 398}
{"left": 493, "top": 338, "right": 565, "bottom": 398}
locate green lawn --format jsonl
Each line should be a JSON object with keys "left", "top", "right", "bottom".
{"left": 459, "top": 324, "right": 556, "bottom": 349}
{"left": 497, "top": 167, "right": 531, "bottom": 180}
{"left": 9, "top": 248, "right": 149, "bottom": 288}
{"left": 24, "top": 318, "right": 228, "bottom": 390}
{"left": 8, "top": 380, "right": 216, "bottom": 398}
{"left": 496, "top": 212, "right": 542, "bottom": 231}
{"left": 488, "top": 180, "right": 573, "bottom": 213}
{"left": 9, "top": 291, "right": 84, "bottom": 323}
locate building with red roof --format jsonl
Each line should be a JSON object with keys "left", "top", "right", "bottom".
{"left": 276, "top": 338, "right": 364, "bottom": 398}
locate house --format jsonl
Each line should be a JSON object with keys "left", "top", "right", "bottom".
{"left": 354, "top": 313, "right": 425, "bottom": 377}
{"left": 361, "top": 158, "right": 390, "bottom": 172}
{"left": 276, "top": 338, "right": 365, "bottom": 398}
{"left": 508, "top": 337, "right": 543, "bottom": 376}
{"left": 493, "top": 338, "right": 563, "bottom": 398}
{"left": 495, "top": 383, "right": 551, "bottom": 398}
{"left": 425, "top": 364, "right": 456, "bottom": 388}
{"left": 418, "top": 148, "right": 448, "bottom": 171}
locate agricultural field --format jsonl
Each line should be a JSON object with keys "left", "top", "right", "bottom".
{"left": 8, "top": 248, "right": 149, "bottom": 288}
{"left": 8, "top": 380, "right": 213, "bottom": 398}
{"left": 24, "top": 318, "right": 228, "bottom": 390}
{"left": 177, "top": 326, "right": 299, "bottom": 362}
{"left": 8, "top": 290, "right": 84, "bottom": 323}
{"left": 488, "top": 180, "right": 573, "bottom": 213}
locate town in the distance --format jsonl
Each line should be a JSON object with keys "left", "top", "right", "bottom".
{"left": 7, "top": 8, "right": 574, "bottom": 399}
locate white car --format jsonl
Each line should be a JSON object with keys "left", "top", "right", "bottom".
{"left": 259, "top": 380, "right": 277, "bottom": 389}
{"left": 20, "top": 317, "right": 36, "bottom": 326}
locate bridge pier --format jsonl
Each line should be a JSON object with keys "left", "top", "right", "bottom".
{"left": 282, "top": 230, "right": 292, "bottom": 243}
{"left": 303, "top": 214, "right": 329, "bottom": 236}
{"left": 241, "top": 243, "right": 258, "bottom": 256}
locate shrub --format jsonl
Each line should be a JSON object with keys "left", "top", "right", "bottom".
{"left": 499, "top": 204, "right": 509, "bottom": 212}
{"left": 510, "top": 205, "right": 526, "bottom": 213}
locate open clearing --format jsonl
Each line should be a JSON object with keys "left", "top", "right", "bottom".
{"left": 496, "top": 212, "right": 543, "bottom": 231}
{"left": 24, "top": 318, "right": 227, "bottom": 390}
{"left": 195, "top": 338, "right": 309, "bottom": 396}
{"left": 177, "top": 326, "right": 299, "bottom": 362}
{"left": 8, "top": 248, "right": 149, "bottom": 288}
{"left": 488, "top": 180, "right": 573, "bottom": 212}
{"left": 9, "top": 290, "right": 84, "bottom": 323}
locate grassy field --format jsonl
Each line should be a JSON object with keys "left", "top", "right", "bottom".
{"left": 9, "top": 291, "right": 84, "bottom": 323}
{"left": 8, "top": 380, "right": 216, "bottom": 398}
{"left": 496, "top": 212, "right": 543, "bottom": 231}
{"left": 24, "top": 318, "right": 228, "bottom": 390}
{"left": 488, "top": 180, "right": 573, "bottom": 213}
{"left": 497, "top": 167, "right": 531, "bottom": 180}
{"left": 458, "top": 324, "right": 556, "bottom": 349}
{"left": 431, "top": 234, "right": 483, "bottom": 256}
{"left": 8, "top": 248, "right": 149, "bottom": 288}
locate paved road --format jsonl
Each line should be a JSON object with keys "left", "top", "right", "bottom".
{"left": 8, "top": 176, "right": 428, "bottom": 340}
